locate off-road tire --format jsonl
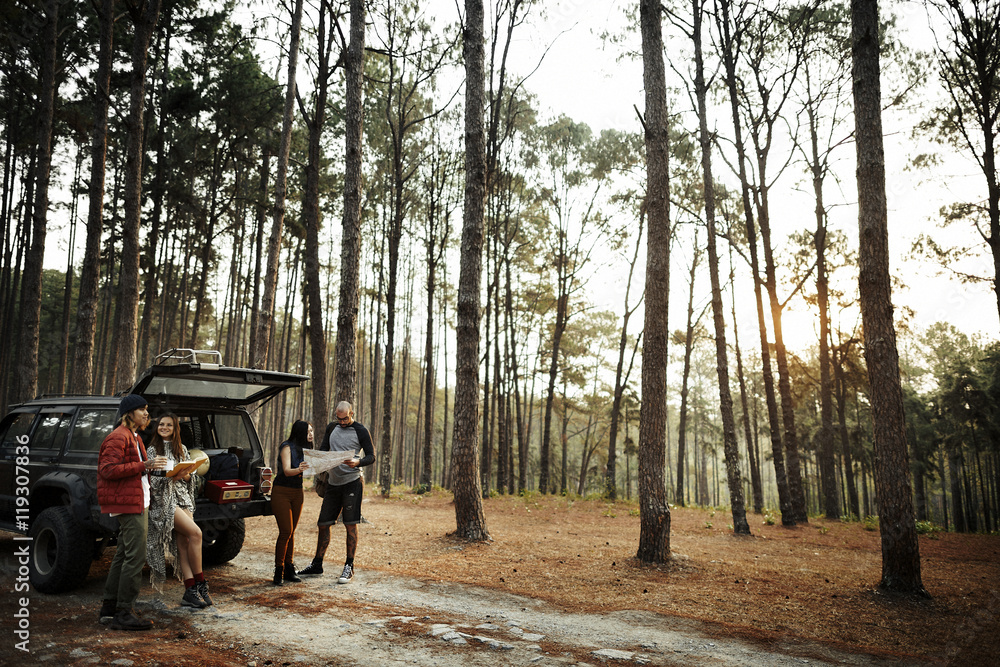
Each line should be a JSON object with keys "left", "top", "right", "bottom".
{"left": 29, "top": 506, "right": 95, "bottom": 593}
{"left": 201, "top": 517, "right": 245, "bottom": 565}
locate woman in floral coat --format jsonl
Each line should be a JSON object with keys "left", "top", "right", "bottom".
{"left": 146, "top": 413, "right": 212, "bottom": 608}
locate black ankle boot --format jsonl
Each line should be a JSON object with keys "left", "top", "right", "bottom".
{"left": 284, "top": 563, "right": 301, "bottom": 583}
{"left": 272, "top": 566, "right": 283, "bottom": 586}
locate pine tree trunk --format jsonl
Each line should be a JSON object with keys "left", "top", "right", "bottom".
{"left": 949, "top": 445, "right": 966, "bottom": 531}
{"left": 108, "top": 0, "right": 161, "bottom": 393}
{"left": 540, "top": 253, "right": 570, "bottom": 495}
{"left": 248, "top": 145, "right": 269, "bottom": 365}
{"left": 69, "top": 0, "right": 114, "bottom": 394}
{"left": 421, "top": 241, "right": 438, "bottom": 488}
{"left": 835, "top": 350, "right": 861, "bottom": 518}
{"left": 441, "top": 276, "right": 451, "bottom": 489}
{"left": 13, "top": 0, "right": 59, "bottom": 404}
{"left": 504, "top": 255, "right": 527, "bottom": 493}
{"left": 480, "top": 274, "right": 493, "bottom": 496}
{"left": 378, "top": 148, "right": 407, "bottom": 494}
{"left": 808, "top": 105, "right": 840, "bottom": 520}
{"left": 333, "top": 0, "right": 365, "bottom": 406}
{"left": 369, "top": 235, "right": 384, "bottom": 465}
{"left": 760, "top": 216, "right": 807, "bottom": 524}
{"left": 494, "top": 279, "right": 507, "bottom": 495}
{"left": 606, "top": 217, "right": 642, "bottom": 500}
{"left": 692, "top": 0, "right": 749, "bottom": 534}
{"left": 303, "top": 0, "right": 333, "bottom": 430}
{"left": 716, "top": 0, "right": 794, "bottom": 525}
{"left": 697, "top": 428, "right": 709, "bottom": 506}
{"left": 676, "top": 239, "right": 700, "bottom": 507}
{"left": 851, "top": 0, "right": 925, "bottom": 595}
{"left": 637, "top": 0, "right": 672, "bottom": 563}
{"left": 731, "top": 247, "right": 763, "bottom": 513}
{"left": 252, "top": 0, "right": 302, "bottom": 369}
{"left": 58, "top": 163, "right": 77, "bottom": 392}
{"left": 560, "top": 376, "right": 569, "bottom": 495}
{"left": 451, "top": 0, "right": 489, "bottom": 541}
{"left": 189, "top": 194, "right": 216, "bottom": 347}
{"left": 139, "top": 9, "right": 172, "bottom": 369}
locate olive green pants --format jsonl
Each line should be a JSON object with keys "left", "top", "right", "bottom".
{"left": 103, "top": 510, "right": 148, "bottom": 611}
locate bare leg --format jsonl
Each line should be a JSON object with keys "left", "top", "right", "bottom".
{"left": 173, "top": 507, "right": 202, "bottom": 578}
{"left": 345, "top": 524, "right": 358, "bottom": 561}
{"left": 176, "top": 531, "right": 193, "bottom": 581}
{"left": 314, "top": 524, "right": 331, "bottom": 563}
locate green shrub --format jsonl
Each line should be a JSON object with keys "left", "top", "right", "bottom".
{"left": 862, "top": 515, "right": 879, "bottom": 531}
{"left": 763, "top": 509, "right": 776, "bottom": 526}
{"left": 518, "top": 489, "right": 539, "bottom": 504}
{"left": 915, "top": 520, "right": 941, "bottom": 538}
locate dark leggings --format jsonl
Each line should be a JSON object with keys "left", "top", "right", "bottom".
{"left": 271, "top": 485, "right": 303, "bottom": 567}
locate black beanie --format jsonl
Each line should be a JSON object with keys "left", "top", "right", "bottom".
{"left": 117, "top": 394, "right": 147, "bottom": 420}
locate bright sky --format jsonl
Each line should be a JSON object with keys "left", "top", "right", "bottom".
{"left": 491, "top": 0, "right": 998, "bottom": 351}
{"left": 42, "top": 0, "right": 997, "bottom": 362}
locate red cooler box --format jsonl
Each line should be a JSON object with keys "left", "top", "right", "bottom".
{"left": 205, "top": 479, "right": 253, "bottom": 503}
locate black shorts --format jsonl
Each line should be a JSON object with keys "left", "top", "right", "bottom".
{"left": 317, "top": 477, "right": 363, "bottom": 526}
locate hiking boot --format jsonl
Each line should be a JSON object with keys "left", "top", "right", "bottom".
{"left": 337, "top": 563, "right": 353, "bottom": 584}
{"left": 98, "top": 600, "right": 116, "bottom": 625}
{"left": 272, "top": 565, "right": 284, "bottom": 586}
{"left": 196, "top": 581, "right": 214, "bottom": 607}
{"left": 110, "top": 609, "right": 152, "bottom": 631}
{"left": 181, "top": 585, "right": 207, "bottom": 608}
{"left": 284, "top": 563, "right": 301, "bottom": 583}
{"left": 298, "top": 560, "right": 323, "bottom": 576}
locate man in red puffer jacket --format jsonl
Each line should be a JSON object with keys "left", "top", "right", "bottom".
{"left": 96, "top": 394, "right": 166, "bottom": 631}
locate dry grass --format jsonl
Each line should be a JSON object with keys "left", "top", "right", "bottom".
{"left": 264, "top": 487, "right": 1000, "bottom": 664}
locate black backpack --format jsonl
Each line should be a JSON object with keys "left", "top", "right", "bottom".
{"left": 208, "top": 452, "right": 240, "bottom": 480}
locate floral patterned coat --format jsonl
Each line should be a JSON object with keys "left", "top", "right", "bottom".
{"left": 146, "top": 442, "right": 197, "bottom": 591}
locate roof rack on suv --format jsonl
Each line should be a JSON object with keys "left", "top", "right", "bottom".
{"left": 154, "top": 348, "right": 223, "bottom": 368}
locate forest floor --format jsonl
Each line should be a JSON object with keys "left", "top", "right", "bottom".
{"left": 1, "top": 488, "right": 997, "bottom": 666}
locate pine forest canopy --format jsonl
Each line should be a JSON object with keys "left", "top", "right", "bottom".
{"left": 2, "top": 0, "right": 997, "bottom": 573}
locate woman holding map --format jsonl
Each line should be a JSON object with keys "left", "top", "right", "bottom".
{"left": 271, "top": 420, "right": 311, "bottom": 586}
{"left": 146, "top": 413, "right": 213, "bottom": 609}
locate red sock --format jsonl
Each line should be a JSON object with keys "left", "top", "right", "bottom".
{"left": 185, "top": 578, "right": 195, "bottom": 589}
{"left": 194, "top": 572, "right": 205, "bottom": 583}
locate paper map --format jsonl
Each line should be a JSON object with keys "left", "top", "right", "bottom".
{"left": 303, "top": 449, "right": 359, "bottom": 476}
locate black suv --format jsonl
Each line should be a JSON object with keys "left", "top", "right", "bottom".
{"left": 0, "top": 350, "right": 307, "bottom": 593}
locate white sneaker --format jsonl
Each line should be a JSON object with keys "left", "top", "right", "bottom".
{"left": 338, "top": 563, "right": 354, "bottom": 584}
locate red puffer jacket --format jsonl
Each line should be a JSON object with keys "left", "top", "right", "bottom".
{"left": 97, "top": 424, "right": 148, "bottom": 514}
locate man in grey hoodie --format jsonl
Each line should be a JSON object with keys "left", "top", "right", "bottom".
{"left": 298, "top": 401, "right": 375, "bottom": 583}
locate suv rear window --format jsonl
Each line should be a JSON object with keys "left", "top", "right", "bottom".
{"left": 213, "top": 413, "right": 253, "bottom": 451}
{"left": 145, "top": 411, "right": 253, "bottom": 455}
{"left": 141, "top": 376, "right": 267, "bottom": 401}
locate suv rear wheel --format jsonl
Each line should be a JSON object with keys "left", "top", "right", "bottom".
{"left": 30, "top": 506, "right": 95, "bottom": 594}
{"left": 201, "top": 517, "right": 245, "bottom": 565}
